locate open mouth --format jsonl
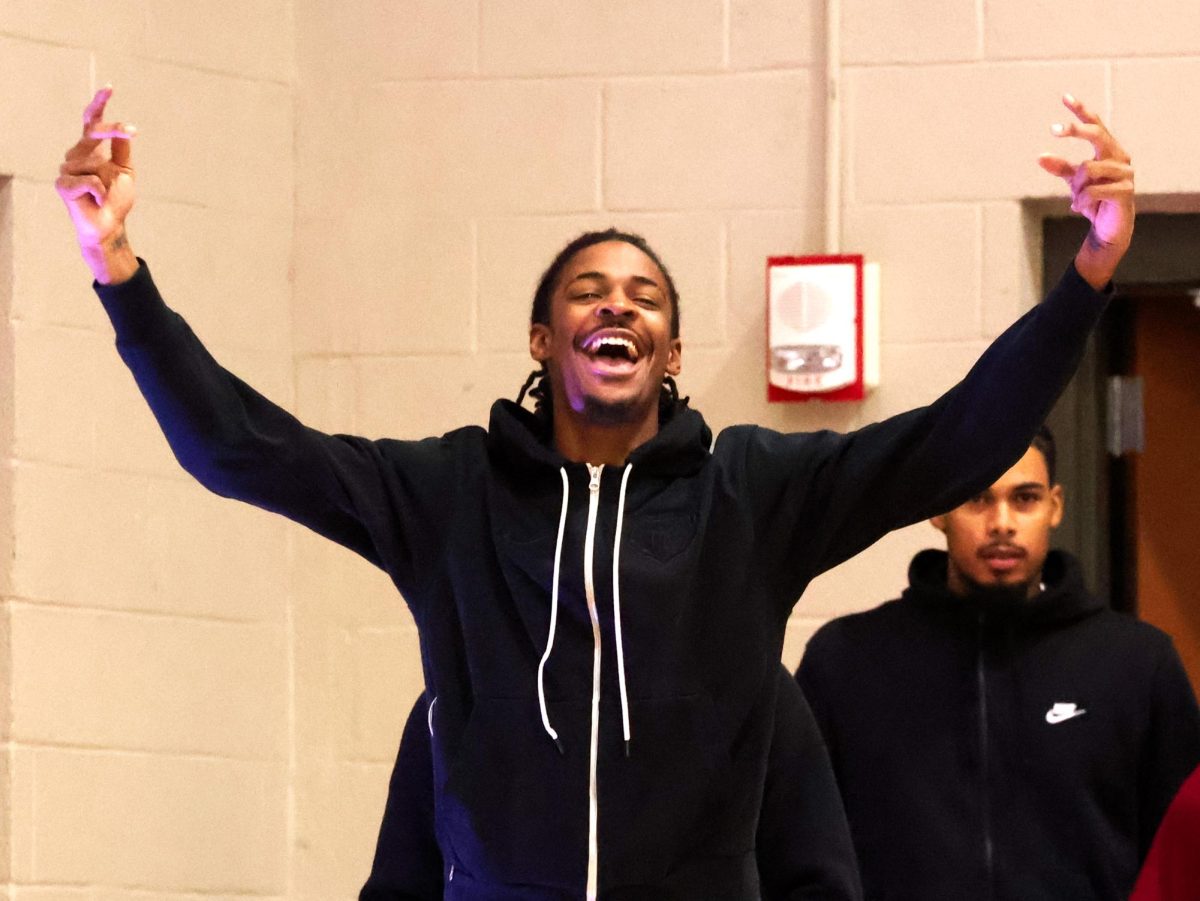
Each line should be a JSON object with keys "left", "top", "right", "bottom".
{"left": 579, "top": 331, "right": 642, "bottom": 372}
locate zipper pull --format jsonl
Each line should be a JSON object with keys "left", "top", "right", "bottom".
{"left": 587, "top": 463, "right": 603, "bottom": 493}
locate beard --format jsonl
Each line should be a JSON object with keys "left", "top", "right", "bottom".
{"left": 580, "top": 392, "right": 646, "bottom": 426}
{"left": 959, "top": 571, "right": 1037, "bottom": 607}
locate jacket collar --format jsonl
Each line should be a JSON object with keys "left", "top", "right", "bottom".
{"left": 485, "top": 397, "right": 712, "bottom": 479}
{"left": 902, "top": 548, "right": 1105, "bottom": 626}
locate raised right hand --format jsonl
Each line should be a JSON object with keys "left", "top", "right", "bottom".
{"left": 56, "top": 86, "right": 139, "bottom": 284}
{"left": 1037, "top": 93, "right": 1135, "bottom": 291}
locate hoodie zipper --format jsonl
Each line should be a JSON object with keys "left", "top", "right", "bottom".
{"left": 977, "top": 611, "right": 994, "bottom": 899}
{"left": 583, "top": 463, "right": 604, "bottom": 901}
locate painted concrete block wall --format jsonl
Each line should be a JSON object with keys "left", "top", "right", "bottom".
{"left": 1, "top": 3, "right": 294, "bottom": 899}
{"left": 2, "top": 1, "right": 1198, "bottom": 899}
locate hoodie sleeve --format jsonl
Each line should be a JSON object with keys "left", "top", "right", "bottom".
{"left": 1138, "top": 642, "right": 1200, "bottom": 861}
{"left": 793, "top": 626, "right": 840, "bottom": 769}
{"left": 739, "top": 263, "right": 1109, "bottom": 607}
{"left": 93, "top": 261, "right": 451, "bottom": 589}
{"left": 360, "top": 693, "right": 445, "bottom": 901}
{"left": 757, "top": 668, "right": 862, "bottom": 901}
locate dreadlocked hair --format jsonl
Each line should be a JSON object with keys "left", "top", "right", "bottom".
{"left": 515, "top": 366, "right": 548, "bottom": 412}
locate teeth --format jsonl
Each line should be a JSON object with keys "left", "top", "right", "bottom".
{"left": 586, "top": 335, "right": 639, "bottom": 361}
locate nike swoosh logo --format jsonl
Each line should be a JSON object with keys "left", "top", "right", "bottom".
{"left": 1045, "top": 705, "right": 1087, "bottom": 724}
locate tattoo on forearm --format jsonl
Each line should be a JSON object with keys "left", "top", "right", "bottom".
{"left": 1085, "top": 228, "right": 1107, "bottom": 252}
{"left": 108, "top": 229, "right": 128, "bottom": 252}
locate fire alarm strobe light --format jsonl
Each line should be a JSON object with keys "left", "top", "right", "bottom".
{"left": 766, "top": 254, "right": 879, "bottom": 403}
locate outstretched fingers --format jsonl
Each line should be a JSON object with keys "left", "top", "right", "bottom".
{"left": 82, "top": 85, "right": 113, "bottom": 131}
{"left": 72, "top": 86, "right": 137, "bottom": 163}
{"left": 1050, "top": 94, "right": 1130, "bottom": 163}
{"left": 1061, "top": 92, "right": 1101, "bottom": 126}
{"left": 73, "top": 86, "right": 114, "bottom": 158}
{"left": 87, "top": 121, "right": 137, "bottom": 140}
{"left": 1038, "top": 154, "right": 1076, "bottom": 181}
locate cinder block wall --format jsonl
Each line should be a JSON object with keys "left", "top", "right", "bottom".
{"left": 4, "top": 1, "right": 1200, "bottom": 899}
{"left": 0, "top": 3, "right": 296, "bottom": 900}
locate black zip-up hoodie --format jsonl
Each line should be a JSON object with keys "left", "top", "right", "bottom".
{"left": 360, "top": 669, "right": 863, "bottom": 901}
{"left": 96, "top": 260, "right": 1106, "bottom": 899}
{"left": 798, "top": 549, "right": 1200, "bottom": 901}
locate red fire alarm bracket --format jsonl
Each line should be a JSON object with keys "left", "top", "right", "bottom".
{"left": 766, "top": 254, "right": 878, "bottom": 403}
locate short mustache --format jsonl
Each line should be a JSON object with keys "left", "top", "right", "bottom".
{"left": 978, "top": 543, "right": 1027, "bottom": 558}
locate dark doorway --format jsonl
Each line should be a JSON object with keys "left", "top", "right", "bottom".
{"left": 1043, "top": 212, "right": 1200, "bottom": 694}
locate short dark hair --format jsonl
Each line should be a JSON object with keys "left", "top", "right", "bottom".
{"left": 530, "top": 228, "right": 681, "bottom": 338}
{"left": 1031, "top": 424, "right": 1058, "bottom": 486}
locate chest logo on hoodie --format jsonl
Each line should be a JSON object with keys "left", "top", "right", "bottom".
{"left": 1045, "top": 702, "right": 1087, "bottom": 724}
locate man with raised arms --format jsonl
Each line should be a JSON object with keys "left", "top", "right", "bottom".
{"left": 58, "top": 87, "right": 1133, "bottom": 899}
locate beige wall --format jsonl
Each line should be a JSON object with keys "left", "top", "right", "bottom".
{"left": 3, "top": 1, "right": 1200, "bottom": 898}
{"left": 1, "top": 2, "right": 295, "bottom": 899}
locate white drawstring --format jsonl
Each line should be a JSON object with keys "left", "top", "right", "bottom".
{"left": 427, "top": 696, "right": 437, "bottom": 737}
{"left": 537, "top": 467, "right": 571, "bottom": 754}
{"left": 537, "top": 464, "right": 636, "bottom": 757}
{"left": 612, "top": 463, "right": 634, "bottom": 756}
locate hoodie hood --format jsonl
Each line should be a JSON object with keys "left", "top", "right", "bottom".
{"left": 902, "top": 548, "right": 1105, "bottom": 627}
{"left": 485, "top": 397, "right": 713, "bottom": 478}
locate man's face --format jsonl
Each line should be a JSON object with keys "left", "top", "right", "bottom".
{"left": 931, "top": 446, "right": 1064, "bottom": 599}
{"left": 529, "top": 240, "right": 682, "bottom": 426}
